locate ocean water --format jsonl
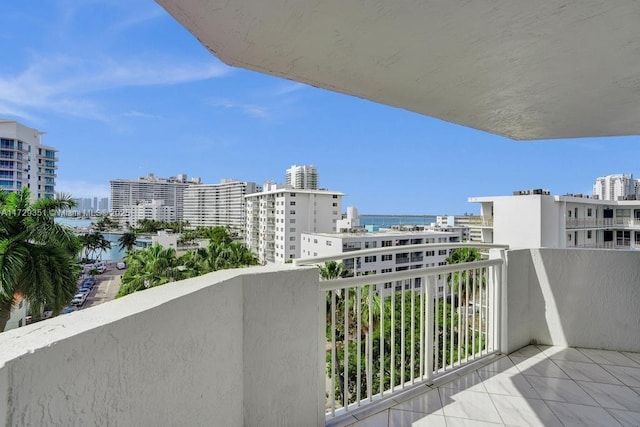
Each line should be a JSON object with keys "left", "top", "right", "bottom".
{"left": 55, "top": 217, "right": 126, "bottom": 260}
{"left": 359, "top": 214, "right": 437, "bottom": 227}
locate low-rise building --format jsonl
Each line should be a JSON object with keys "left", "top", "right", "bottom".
{"left": 469, "top": 190, "right": 640, "bottom": 250}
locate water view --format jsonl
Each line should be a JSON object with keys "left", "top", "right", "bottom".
{"left": 55, "top": 217, "right": 126, "bottom": 261}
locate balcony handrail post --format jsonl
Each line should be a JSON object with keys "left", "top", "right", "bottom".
{"left": 317, "top": 289, "right": 326, "bottom": 426}
{"left": 426, "top": 275, "right": 435, "bottom": 384}
{"left": 490, "top": 248, "right": 508, "bottom": 354}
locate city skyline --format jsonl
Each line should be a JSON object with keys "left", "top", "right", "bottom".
{"left": 3, "top": 1, "right": 640, "bottom": 214}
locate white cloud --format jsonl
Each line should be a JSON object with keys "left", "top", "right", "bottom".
{"left": 0, "top": 53, "right": 231, "bottom": 122}
{"left": 208, "top": 98, "right": 272, "bottom": 120}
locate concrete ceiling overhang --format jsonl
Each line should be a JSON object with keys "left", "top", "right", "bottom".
{"left": 157, "top": 1, "right": 640, "bottom": 140}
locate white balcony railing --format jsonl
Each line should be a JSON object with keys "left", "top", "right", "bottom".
{"left": 296, "top": 243, "right": 507, "bottom": 423}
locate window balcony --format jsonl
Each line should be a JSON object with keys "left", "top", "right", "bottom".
{"left": 1, "top": 247, "right": 639, "bottom": 426}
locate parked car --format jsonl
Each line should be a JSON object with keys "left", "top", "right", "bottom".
{"left": 72, "top": 293, "right": 87, "bottom": 306}
{"left": 77, "top": 288, "right": 91, "bottom": 295}
{"left": 96, "top": 265, "right": 107, "bottom": 273}
{"left": 116, "top": 262, "right": 126, "bottom": 270}
{"left": 63, "top": 306, "right": 75, "bottom": 314}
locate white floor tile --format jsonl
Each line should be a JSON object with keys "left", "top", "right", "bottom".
{"left": 439, "top": 388, "right": 503, "bottom": 423}
{"left": 603, "top": 365, "right": 640, "bottom": 387}
{"left": 554, "top": 360, "right": 624, "bottom": 384}
{"left": 350, "top": 409, "right": 388, "bottom": 427}
{"left": 526, "top": 375, "right": 599, "bottom": 406}
{"left": 388, "top": 410, "right": 446, "bottom": 427}
{"left": 546, "top": 400, "right": 621, "bottom": 427}
{"left": 540, "top": 347, "right": 594, "bottom": 363}
{"left": 392, "top": 388, "right": 443, "bottom": 415}
{"left": 577, "top": 348, "right": 640, "bottom": 367}
{"left": 478, "top": 371, "right": 540, "bottom": 399}
{"left": 622, "top": 352, "right": 640, "bottom": 366}
{"left": 438, "top": 371, "right": 486, "bottom": 392}
{"left": 445, "top": 416, "right": 506, "bottom": 427}
{"left": 490, "top": 395, "right": 561, "bottom": 427}
{"left": 577, "top": 380, "right": 640, "bottom": 411}
{"left": 510, "top": 345, "right": 545, "bottom": 359}
{"left": 477, "top": 356, "right": 519, "bottom": 375}
{"left": 607, "top": 408, "right": 640, "bottom": 427}
{"left": 509, "top": 356, "right": 570, "bottom": 379}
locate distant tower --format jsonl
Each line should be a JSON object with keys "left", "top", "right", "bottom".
{"left": 285, "top": 164, "right": 318, "bottom": 190}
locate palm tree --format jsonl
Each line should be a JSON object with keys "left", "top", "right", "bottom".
{"left": 116, "top": 244, "right": 181, "bottom": 297}
{"left": 80, "top": 231, "right": 111, "bottom": 261}
{"left": 0, "top": 189, "right": 80, "bottom": 330}
{"left": 118, "top": 231, "right": 137, "bottom": 253}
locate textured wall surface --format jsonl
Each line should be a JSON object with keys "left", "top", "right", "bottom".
{"left": 0, "top": 265, "right": 319, "bottom": 426}
{"left": 506, "top": 248, "right": 640, "bottom": 353}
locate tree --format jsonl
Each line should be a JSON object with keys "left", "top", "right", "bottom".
{"left": 0, "top": 189, "right": 80, "bottom": 330}
{"left": 319, "top": 260, "right": 351, "bottom": 280}
{"left": 116, "top": 244, "right": 181, "bottom": 297}
{"left": 118, "top": 231, "right": 137, "bottom": 253}
{"left": 79, "top": 231, "right": 111, "bottom": 261}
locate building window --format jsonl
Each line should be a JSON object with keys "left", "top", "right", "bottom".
{"left": 290, "top": 227, "right": 295, "bottom": 232}
{"left": 364, "top": 255, "right": 377, "bottom": 263}
{"left": 290, "top": 219, "right": 296, "bottom": 223}
{"left": 381, "top": 254, "right": 392, "bottom": 261}
{"left": 587, "top": 208, "right": 593, "bottom": 217}
{"left": 332, "top": 202, "right": 338, "bottom": 207}
{"left": 290, "top": 245, "right": 295, "bottom": 250}
{"left": 289, "top": 236, "right": 295, "bottom": 241}
{"left": 426, "top": 250, "right": 435, "bottom": 257}
{"left": 290, "top": 201, "right": 296, "bottom": 206}
{"left": 332, "top": 195, "right": 338, "bottom": 199}
{"left": 290, "top": 193, "right": 296, "bottom": 197}
{"left": 587, "top": 230, "right": 592, "bottom": 239}
{"left": 290, "top": 210, "right": 295, "bottom": 214}
{"left": 381, "top": 240, "right": 392, "bottom": 247}
{"left": 365, "top": 241, "right": 377, "bottom": 249}
{"left": 568, "top": 210, "right": 572, "bottom": 218}
{"left": 314, "top": 239, "right": 318, "bottom": 243}
{"left": 326, "top": 240, "right": 332, "bottom": 246}
{"left": 438, "top": 249, "right": 447, "bottom": 255}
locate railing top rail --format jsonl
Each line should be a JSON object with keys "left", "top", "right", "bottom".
{"left": 294, "top": 242, "right": 508, "bottom": 267}
{"left": 319, "top": 258, "right": 503, "bottom": 291}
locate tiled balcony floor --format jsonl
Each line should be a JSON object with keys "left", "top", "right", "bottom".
{"left": 333, "top": 345, "right": 640, "bottom": 427}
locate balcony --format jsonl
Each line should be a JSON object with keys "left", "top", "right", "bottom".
{"left": 1, "top": 247, "right": 640, "bottom": 426}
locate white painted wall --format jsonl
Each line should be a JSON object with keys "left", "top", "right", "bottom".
{"left": 504, "top": 248, "right": 640, "bottom": 353}
{"left": 0, "top": 265, "right": 320, "bottom": 426}
{"left": 493, "top": 196, "right": 543, "bottom": 249}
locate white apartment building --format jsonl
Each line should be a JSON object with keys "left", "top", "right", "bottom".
{"left": 300, "top": 228, "right": 462, "bottom": 296}
{"left": 469, "top": 191, "right": 640, "bottom": 250}
{"left": 285, "top": 164, "right": 318, "bottom": 190}
{"left": 245, "top": 182, "right": 342, "bottom": 264}
{"left": 183, "top": 179, "right": 259, "bottom": 233}
{"left": 122, "top": 199, "right": 176, "bottom": 227}
{"left": 0, "top": 119, "right": 58, "bottom": 201}
{"left": 593, "top": 174, "right": 638, "bottom": 201}
{"left": 110, "top": 173, "right": 201, "bottom": 222}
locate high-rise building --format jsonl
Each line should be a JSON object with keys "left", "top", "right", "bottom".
{"left": 98, "top": 198, "right": 109, "bottom": 212}
{"left": 245, "top": 182, "right": 342, "bottom": 264}
{"left": 0, "top": 119, "right": 58, "bottom": 201}
{"left": 593, "top": 174, "right": 638, "bottom": 201}
{"left": 110, "top": 173, "right": 201, "bottom": 222}
{"left": 285, "top": 164, "right": 318, "bottom": 190}
{"left": 183, "top": 179, "right": 260, "bottom": 234}
{"left": 123, "top": 200, "right": 176, "bottom": 227}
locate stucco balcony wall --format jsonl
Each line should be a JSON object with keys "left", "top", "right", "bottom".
{"left": 505, "top": 248, "right": 640, "bottom": 353}
{"left": 0, "top": 265, "right": 320, "bottom": 427}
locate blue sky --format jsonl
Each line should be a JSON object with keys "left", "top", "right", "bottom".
{"left": 2, "top": 1, "right": 640, "bottom": 215}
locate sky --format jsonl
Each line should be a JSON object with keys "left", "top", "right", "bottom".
{"left": 2, "top": 1, "right": 640, "bottom": 215}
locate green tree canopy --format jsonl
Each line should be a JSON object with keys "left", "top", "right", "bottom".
{"left": 0, "top": 189, "right": 80, "bottom": 330}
